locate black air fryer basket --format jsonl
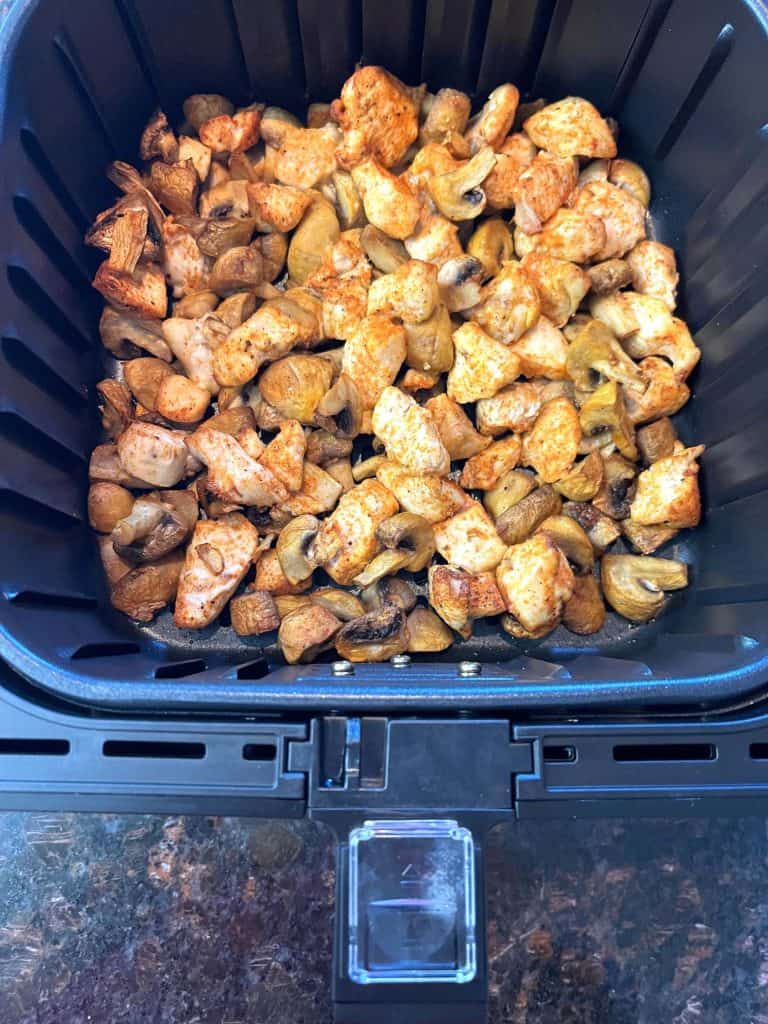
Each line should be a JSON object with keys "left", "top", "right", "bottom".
{"left": 2, "top": 0, "right": 768, "bottom": 1019}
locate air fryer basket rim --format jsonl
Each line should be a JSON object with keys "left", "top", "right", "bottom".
{"left": 2, "top": 0, "right": 768, "bottom": 715}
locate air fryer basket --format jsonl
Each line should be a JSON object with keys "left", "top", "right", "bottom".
{"left": 1, "top": 0, "right": 768, "bottom": 712}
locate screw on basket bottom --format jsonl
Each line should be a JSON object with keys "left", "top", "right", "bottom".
{"left": 458, "top": 661, "right": 482, "bottom": 677}
{"left": 332, "top": 660, "right": 354, "bottom": 676}
{"left": 390, "top": 654, "right": 411, "bottom": 668}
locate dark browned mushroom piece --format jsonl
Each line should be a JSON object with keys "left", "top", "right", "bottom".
{"left": 335, "top": 605, "right": 409, "bottom": 662}
{"left": 96, "top": 380, "right": 133, "bottom": 439}
{"left": 112, "top": 489, "right": 198, "bottom": 563}
{"left": 109, "top": 549, "right": 185, "bottom": 622}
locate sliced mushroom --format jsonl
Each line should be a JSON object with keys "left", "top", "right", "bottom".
{"left": 563, "top": 575, "right": 606, "bottom": 635}
{"left": 99, "top": 307, "right": 172, "bottom": 362}
{"left": 579, "top": 381, "right": 638, "bottom": 461}
{"left": 352, "top": 455, "right": 389, "bottom": 483}
{"left": 110, "top": 550, "right": 185, "bottom": 622}
{"left": 89, "top": 443, "right": 151, "bottom": 488}
{"left": 173, "top": 291, "right": 219, "bottom": 319}
{"left": 609, "top": 159, "right": 651, "bottom": 207}
{"left": 140, "top": 109, "right": 177, "bottom": 162}
{"left": 636, "top": 417, "right": 677, "bottom": 465}
{"left": 371, "top": 513, "right": 436, "bottom": 574}
{"left": 147, "top": 160, "right": 199, "bottom": 216}
{"left": 196, "top": 216, "right": 255, "bottom": 259}
{"left": 360, "top": 577, "right": 417, "bottom": 613}
{"left": 360, "top": 224, "right": 408, "bottom": 273}
{"left": 199, "top": 179, "right": 251, "bottom": 219}
{"left": 467, "top": 218, "right": 514, "bottom": 279}
{"left": 93, "top": 261, "right": 167, "bottom": 320}
{"left": 259, "top": 354, "right": 334, "bottom": 424}
{"left": 230, "top": 589, "right": 281, "bottom": 636}
{"left": 97, "top": 379, "right": 133, "bottom": 439}
{"left": 216, "top": 292, "right": 257, "bottom": 329}
{"left": 183, "top": 94, "right": 234, "bottom": 132}
{"left": 465, "top": 84, "right": 519, "bottom": 153}
{"left": 587, "top": 258, "right": 632, "bottom": 296}
{"left": 425, "top": 394, "right": 490, "bottom": 460}
{"left": 421, "top": 87, "right": 471, "bottom": 144}
{"left": 112, "top": 489, "right": 198, "bottom": 563}
{"left": 279, "top": 603, "right": 341, "bottom": 663}
{"left": 592, "top": 453, "right": 636, "bottom": 520}
{"left": 562, "top": 501, "right": 622, "bottom": 553}
{"left": 483, "top": 469, "right": 537, "bottom": 519}
{"left": 406, "top": 607, "right": 454, "bottom": 653}
{"left": 275, "top": 515, "right": 320, "bottom": 585}
{"left": 495, "top": 484, "right": 561, "bottom": 545}
{"left": 287, "top": 193, "right": 341, "bottom": 283}
{"left": 310, "top": 588, "right": 365, "bottom": 622}
{"left": 537, "top": 515, "right": 594, "bottom": 574}
{"left": 324, "top": 458, "right": 355, "bottom": 494}
{"left": 88, "top": 482, "right": 135, "bottom": 534}
{"left": 208, "top": 243, "right": 263, "bottom": 295}
{"left": 305, "top": 430, "right": 353, "bottom": 466}
{"left": 255, "top": 549, "right": 312, "bottom": 596}
{"left": 335, "top": 605, "right": 409, "bottom": 663}
{"left": 273, "top": 594, "right": 313, "bottom": 618}
{"left": 404, "top": 304, "right": 454, "bottom": 373}
{"left": 566, "top": 319, "right": 643, "bottom": 392}
{"left": 438, "top": 256, "right": 484, "bottom": 312}
{"left": 601, "top": 554, "right": 687, "bottom": 622}
{"left": 428, "top": 146, "right": 496, "bottom": 221}
{"left": 553, "top": 451, "right": 604, "bottom": 501}
{"left": 315, "top": 372, "right": 364, "bottom": 439}
{"left": 123, "top": 357, "right": 174, "bottom": 412}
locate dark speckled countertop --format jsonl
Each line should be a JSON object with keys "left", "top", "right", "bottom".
{"left": 2, "top": 813, "right": 768, "bottom": 1023}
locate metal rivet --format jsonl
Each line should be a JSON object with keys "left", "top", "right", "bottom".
{"left": 332, "top": 660, "right": 354, "bottom": 676}
{"left": 458, "top": 660, "right": 482, "bottom": 677}
{"left": 391, "top": 653, "right": 411, "bottom": 668}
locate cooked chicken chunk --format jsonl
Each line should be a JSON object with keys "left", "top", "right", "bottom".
{"left": 376, "top": 462, "right": 468, "bottom": 523}
{"left": 624, "top": 356, "right": 691, "bottom": 425}
{"left": 162, "top": 316, "right": 229, "bottom": 393}
{"left": 405, "top": 215, "right": 463, "bottom": 267}
{"left": 402, "top": 142, "right": 460, "bottom": 204}
{"left": 186, "top": 428, "right": 288, "bottom": 506}
{"left": 476, "top": 382, "right": 543, "bottom": 436}
{"left": 465, "top": 84, "right": 520, "bottom": 153}
{"left": 521, "top": 252, "right": 590, "bottom": 328}
{"left": 447, "top": 322, "right": 520, "bottom": 403}
{"left": 524, "top": 97, "right": 617, "bottom": 159}
{"left": 260, "top": 121, "right": 339, "bottom": 189}
{"left": 521, "top": 396, "right": 581, "bottom": 483}
{"left": 313, "top": 479, "right": 399, "bottom": 584}
{"left": 174, "top": 514, "right": 259, "bottom": 629}
{"left": 332, "top": 66, "right": 419, "bottom": 169}
{"left": 469, "top": 262, "right": 540, "bottom": 344}
{"left": 421, "top": 88, "right": 472, "bottom": 145}
{"left": 513, "top": 152, "right": 578, "bottom": 234}
{"left": 630, "top": 445, "right": 704, "bottom": 529}
{"left": 282, "top": 462, "right": 343, "bottom": 516}
{"left": 433, "top": 502, "right": 507, "bottom": 573}
{"left": 483, "top": 133, "right": 537, "bottom": 210}
{"left": 428, "top": 564, "right": 505, "bottom": 638}
{"left": 341, "top": 314, "right": 407, "bottom": 411}
{"left": 246, "top": 181, "right": 312, "bottom": 232}
{"left": 259, "top": 420, "right": 306, "bottom": 492}
{"left": 254, "top": 549, "right": 311, "bottom": 595}
{"left": 496, "top": 533, "right": 575, "bottom": 635}
{"left": 372, "top": 386, "right": 451, "bottom": 475}
{"left": 117, "top": 423, "right": 189, "bottom": 487}
{"left": 512, "top": 316, "right": 569, "bottom": 380}
{"left": 161, "top": 218, "right": 209, "bottom": 298}
{"left": 306, "top": 233, "right": 372, "bottom": 340}
{"left": 460, "top": 436, "right": 522, "bottom": 490}
{"left": 573, "top": 180, "right": 646, "bottom": 260}
{"left": 351, "top": 159, "right": 421, "bottom": 240}
{"left": 627, "top": 240, "right": 678, "bottom": 310}
{"left": 522, "top": 208, "right": 606, "bottom": 263}
{"left": 367, "top": 259, "right": 440, "bottom": 323}
{"left": 198, "top": 105, "right": 261, "bottom": 154}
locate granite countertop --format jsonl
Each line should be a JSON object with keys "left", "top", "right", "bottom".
{"left": 2, "top": 812, "right": 768, "bottom": 1023}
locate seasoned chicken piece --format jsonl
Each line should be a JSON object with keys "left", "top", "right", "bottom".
{"left": 245, "top": 181, "right": 312, "bottom": 232}
{"left": 512, "top": 316, "right": 569, "bottom": 380}
{"left": 401, "top": 143, "right": 460, "bottom": 204}
{"left": 447, "top": 322, "right": 521, "bottom": 403}
{"left": 213, "top": 295, "right": 320, "bottom": 387}
{"left": 186, "top": 428, "right": 288, "bottom": 506}
{"left": 421, "top": 88, "right": 472, "bottom": 145}
{"left": 405, "top": 215, "right": 463, "bottom": 267}
{"left": 178, "top": 136, "right": 212, "bottom": 182}
{"left": 476, "top": 382, "right": 543, "bottom": 436}
{"left": 424, "top": 394, "right": 490, "bottom": 460}
{"left": 460, "top": 436, "right": 522, "bottom": 490}
{"left": 521, "top": 252, "right": 590, "bottom": 328}
{"left": 428, "top": 563, "right": 505, "bottom": 639}
{"left": 630, "top": 445, "right": 704, "bottom": 529}
{"left": 236, "top": 426, "right": 266, "bottom": 461}
{"left": 174, "top": 514, "right": 259, "bottom": 629}
{"left": 282, "top": 461, "right": 343, "bottom": 516}
{"left": 162, "top": 316, "right": 229, "bottom": 394}
{"left": 376, "top": 462, "right": 468, "bottom": 523}
{"left": 483, "top": 133, "right": 537, "bottom": 210}
{"left": 627, "top": 240, "right": 678, "bottom": 310}
{"left": 496, "top": 533, "right": 575, "bottom": 635}
{"left": 433, "top": 501, "right": 506, "bottom": 573}
{"left": 306, "top": 233, "right": 372, "bottom": 340}
{"left": 469, "top": 262, "right": 540, "bottom": 344}
{"left": 161, "top": 218, "right": 209, "bottom": 298}
{"left": 198, "top": 105, "right": 261, "bottom": 154}
{"left": 117, "top": 423, "right": 189, "bottom": 488}
{"left": 341, "top": 314, "right": 407, "bottom": 410}
{"left": 313, "top": 479, "right": 399, "bottom": 584}
{"left": 522, "top": 396, "right": 581, "bottom": 483}
{"left": 367, "top": 259, "right": 439, "bottom": 322}
{"left": 351, "top": 159, "right": 421, "bottom": 240}
{"left": 332, "top": 66, "right": 419, "bottom": 169}
{"left": 259, "top": 420, "right": 305, "bottom": 492}
{"left": 573, "top": 181, "right": 646, "bottom": 260}
{"left": 259, "top": 121, "right": 339, "bottom": 189}
{"left": 522, "top": 208, "right": 606, "bottom": 263}
{"left": 512, "top": 152, "right": 579, "bottom": 233}
{"left": 465, "top": 84, "right": 520, "bottom": 153}
{"left": 590, "top": 291, "right": 700, "bottom": 381}
{"left": 624, "top": 357, "right": 691, "bottom": 425}
{"left": 372, "top": 386, "right": 450, "bottom": 475}
{"left": 524, "top": 97, "right": 617, "bottom": 159}
{"left": 93, "top": 261, "right": 167, "bottom": 320}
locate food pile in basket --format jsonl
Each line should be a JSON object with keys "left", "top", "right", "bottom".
{"left": 86, "top": 66, "right": 704, "bottom": 663}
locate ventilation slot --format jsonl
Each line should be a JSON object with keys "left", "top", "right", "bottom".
{"left": 7, "top": 265, "right": 92, "bottom": 353}
{"left": 236, "top": 657, "right": 270, "bottom": 681}
{"left": 242, "top": 743, "right": 277, "bottom": 762}
{"left": 2, "top": 338, "right": 87, "bottom": 409}
{"left": 154, "top": 659, "right": 207, "bottom": 679}
{"left": 103, "top": 740, "right": 205, "bottom": 760}
{"left": 613, "top": 743, "right": 716, "bottom": 762}
{"left": 542, "top": 744, "right": 576, "bottom": 763}
{"left": 13, "top": 196, "right": 94, "bottom": 298}
{"left": 609, "top": 0, "right": 674, "bottom": 114}
{"left": 113, "top": 0, "right": 161, "bottom": 103}
{"left": 0, "top": 491, "right": 82, "bottom": 532}
{"left": 71, "top": 642, "right": 141, "bottom": 660}
{"left": 9, "top": 590, "right": 96, "bottom": 610}
{"left": 19, "top": 128, "right": 89, "bottom": 232}
{"left": 654, "top": 24, "right": 735, "bottom": 160}
{"left": 0, "top": 412, "right": 86, "bottom": 473}
{"left": 0, "top": 739, "right": 70, "bottom": 756}
{"left": 749, "top": 744, "right": 768, "bottom": 761}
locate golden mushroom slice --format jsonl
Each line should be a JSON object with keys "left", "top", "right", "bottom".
{"left": 495, "top": 484, "right": 561, "bottom": 545}
{"left": 93, "top": 261, "right": 167, "bottom": 320}
{"left": 259, "top": 354, "right": 334, "bottom": 424}
{"left": 601, "top": 555, "right": 688, "bottom": 622}
{"left": 465, "top": 84, "right": 519, "bottom": 153}
{"left": 230, "top": 590, "right": 281, "bottom": 636}
{"left": 407, "top": 607, "right": 454, "bottom": 653}
{"left": 587, "top": 258, "right": 633, "bottom": 296}
{"left": 483, "top": 469, "right": 537, "bottom": 519}
{"left": 99, "top": 307, "right": 172, "bottom": 362}
{"left": 438, "top": 256, "right": 484, "bottom": 312}
{"left": 562, "top": 501, "right": 622, "bottom": 553}
{"left": 88, "top": 482, "right": 135, "bottom": 534}
{"left": 553, "top": 451, "right": 604, "bottom": 501}
{"left": 360, "top": 577, "right": 418, "bottom": 614}
{"left": 287, "top": 193, "right": 340, "bottom": 284}
{"left": 112, "top": 489, "right": 198, "bottom": 563}
{"left": 147, "top": 160, "right": 199, "bottom": 216}
{"left": 566, "top": 319, "right": 644, "bottom": 392}
{"left": 428, "top": 145, "right": 497, "bottom": 221}
{"left": 636, "top": 417, "right": 678, "bottom": 465}
{"left": 609, "top": 159, "right": 651, "bottom": 207}
{"left": 335, "top": 605, "right": 410, "bottom": 663}
{"left": 275, "top": 515, "right": 320, "bottom": 585}
{"left": 96, "top": 379, "right": 132, "bottom": 439}
{"left": 140, "top": 108, "right": 177, "bottom": 161}
{"left": 536, "top": 515, "right": 595, "bottom": 574}
{"left": 468, "top": 218, "right": 514, "bottom": 278}
{"left": 404, "top": 304, "right": 454, "bottom": 373}
{"left": 110, "top": 550, "right": 185, "bottom": 623}
{"left": 360, "top": 224, "right": 409, "bottom": 273}
{"left": 425, "top": 394, "right": 490, "bottom": 460}
{"left": 420, "top": 87, "right": 472, "bottom": 144}
{"left": 310, "top": 588, "right": 365, "bottom": 622}
{"left": 563, "top": 575, "right": 606, "bottom": 635}
{"left": 579, "top": 381, "right": 638, "bottom": 461}
{"left": 592, "top": 453, "right": 637, "bottom": 520}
